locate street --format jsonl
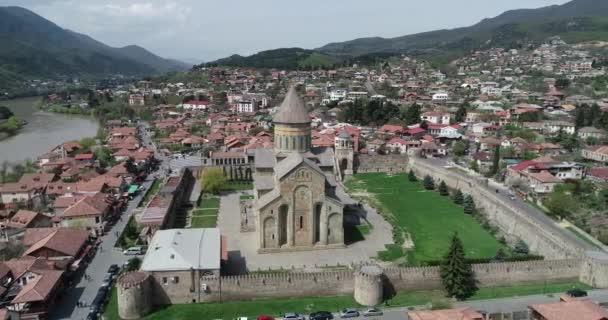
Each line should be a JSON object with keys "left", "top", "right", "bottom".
{"left": 49, "top": 122, "right": 160, "bottom": 320}
{"left": 295, "top": 289, "right": 608, "bottom": 320}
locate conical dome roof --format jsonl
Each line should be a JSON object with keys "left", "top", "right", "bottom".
{"left": 273, "top": 87, "right": 311, "bottom": 124}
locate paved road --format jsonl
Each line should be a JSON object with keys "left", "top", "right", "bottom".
{"left": 50, "top": 178, "right": 153, "bottom": 320}
{"left": 50, "top": 122, "right": 161, "bottom": 320}
{"left": 295, "top": 289, "right": 608, "bottom": 320}
{"left": 420, "top": 157, "right": 596, "bottom": 253}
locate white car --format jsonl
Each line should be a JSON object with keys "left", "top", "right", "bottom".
{"left": 362, "top": 308, "right": 383, "bottom": 317}
{"left": 340, "top": 309, "right": 359, "bottom": 318}
{"left": 283, "top": 313, "right": 305, "bottom": 320}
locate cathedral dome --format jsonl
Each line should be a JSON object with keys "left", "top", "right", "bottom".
{"left": 273, "top": 87, "right": 311, "bottom": 124}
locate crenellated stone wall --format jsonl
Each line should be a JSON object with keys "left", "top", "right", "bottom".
{"left": 119, "top": 257, "right": 605, "bottom": 318}
{"left": 355, "top": 154, "right": 408, "bottom": 173}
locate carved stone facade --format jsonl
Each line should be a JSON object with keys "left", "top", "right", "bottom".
{"left": 253, "top": 87, "right": 346, "bottom": 253}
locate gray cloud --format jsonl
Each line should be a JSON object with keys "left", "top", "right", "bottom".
{"left": 0, "top": 0, "right": 570, "bottom": 62}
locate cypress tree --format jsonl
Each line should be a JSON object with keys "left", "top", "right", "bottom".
{"left": 452, "top": 189, "right": 464, "bottom": 205}
{"left": 408, "top": 169, "right": 417, "bottom": 182}
{"left": 423, "top": 175, "right": 435, "bottom": 190}
{"left": 463, "top": 195, "right": 476, "bottom": 214}
{"left": 440, "top": 233, "right": 477, "bottom": 300}
{"left": 490, "top": 145, "right": 500, "bottom": 175}
{"left": 438, "top": 181, "right": 449, "bottom": 196}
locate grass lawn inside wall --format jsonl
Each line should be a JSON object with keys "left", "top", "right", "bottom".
{"left": 346, "top": 173, "right": 506, "bottom": 264}
{"left": 190, "top": 195, "right": 220, "bottom": 228}
{"left": 104, "top": 281, "right": 590, "bottom": 320}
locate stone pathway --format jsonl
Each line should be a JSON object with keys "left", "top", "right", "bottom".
{"left": 218, "top": 192, "right": 394, "bottom": 273}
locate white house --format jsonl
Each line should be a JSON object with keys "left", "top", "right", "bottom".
{"left": 421, "top": 112, "right": 450, "bottom": 125}
{"left": 182, "top": 100, "right": 210, "bottom": 110}
{"left": 432, "top": 92, "right": 449, "bottom": 102}
{"left": 330, "top": 90, "right": 347, "bottom": 101}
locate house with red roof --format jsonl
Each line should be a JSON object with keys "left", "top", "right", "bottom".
{"left": 59, "top": 193, "right": 111, "bottom": 235}
{"left": 22, "top": 228, "right": 90, "bottom": 261}
{"left": 377, "top": 124, "right": 404, "bottom": 136}
{"left": 528, "top": 295, "right": 608, "bottom": 320}
{"left": 386, "top": 138, "right": 409, "bottom": 154}
{"left": 5, "top": 210, "right": 51, "bottom": 230}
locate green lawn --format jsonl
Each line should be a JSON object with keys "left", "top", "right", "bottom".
{"left": 346, "top": 173, "right": 506, "bottom": 264}
{"left": 190, "top": 216, "right": 217, "bottom": 228}
{"left": 199, "top": 197, "right": 220, "bottom": 209}
{"left": 223, "top": 181, "right": 253, "bottom": 191}
{"left": 104, "top": 281, "right": 589, "bottom": 320}
{"left": 139, "top": 179, "right": 161, "bottom": 207}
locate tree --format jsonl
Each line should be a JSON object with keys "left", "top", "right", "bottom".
{"left": 469, "top": 160, "right": 479, "bottom": 173}
{"left": 555, "top": 78, "right": 571, "bottom": 90}
{"left": 125, "top": 257, "right": 141, "bottom": 272}
{"left": 440, "top": 233, "right": 477, "bottom": 300}
{"left": 514, "top": 240, "right": 529, "bottom": 255}
{"left": 423, "top": 175, "right": 435, "bottom": 190}
{"left": 455, "top": 104, "right": 467, "bottom": 123}
{"left": 452, "top": 189, "right": 464, "bottom": 205}
{"left": 438, "top": 181, "right": 449, "bottom": 196}
{"left": 0, "top": 106, "right": 14, "bottom": 120}
{"left": 490, "top": 145, "right": 500, "bottom": 175}
{"left": 125, "top": 158, "right": 139, "bottom": 175}
{"left": 463, "top": 195, "right": 476, "bottom": 214}
{"left": 452, "top": 141, "right": 466, "bottom": 157}
{"left": 408, "top": 169, "right": 417, "bottom": 182}
{"left": 543, "top": 191, "right": 577, "bottom": 220}
{"left": 494, "top": 248, "right": 507, "bottom": 262}
{"left": 202, "top": 168, "right": 227, "bottom": 194}
{"left": 403, "top": 103, "right": 422, "bottom": 125}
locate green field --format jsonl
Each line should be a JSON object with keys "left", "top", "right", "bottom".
{"left": 190, "top": 196, "right": 219, "bottom": 228}
{"left": 104, "top": 281, "right": 589, "bottom": 320}
{"left": 346, "top": 173, "right": 506, "bottom": 264}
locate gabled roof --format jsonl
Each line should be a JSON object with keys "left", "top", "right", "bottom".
{"left": 23, "top": 228, "right": 89, "bottom": 257}
{"left": 62, "top": 193, "right": 109, "bottom": 217}
{"left": 275, "top": 152, "right": 325, "bottom": 181}
{"left": 141, "top": 228, "right": 221, "bottom": 271}
{"left": 529, "top": 299, "right": 608, "bottom": 320}
{"left": 11, "top": 269, "right": 63, "bottom": 304}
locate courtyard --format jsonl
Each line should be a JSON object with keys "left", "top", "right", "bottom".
{"left": 218, "top": 190, "right": 394, "bottom": 272}
{"left": 345, "top": 172, "right": 507, "bottom": 264}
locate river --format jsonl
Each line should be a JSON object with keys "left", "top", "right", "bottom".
{"left": 0, "top": 97, "right": 100, "bottom": 165}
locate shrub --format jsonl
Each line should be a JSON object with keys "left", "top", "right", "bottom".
{"left": 423, "top": 175, "right": 435, "bottom": 190}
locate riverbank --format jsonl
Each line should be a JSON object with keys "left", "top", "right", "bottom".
{"left": 0, "top": 96, "right": 100, "bottom": 165}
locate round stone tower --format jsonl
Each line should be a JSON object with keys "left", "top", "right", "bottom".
{"left": 354, "top": 265, "right": 384, "bottom": 307}
{"left": 580, "top": 251, "right": 608, "bottom": 288}
{"left": 273, "top": 87, "right": 312, "bottom": 154}
{"left": 117, "top": 271, "right": 154, "bottom": 319}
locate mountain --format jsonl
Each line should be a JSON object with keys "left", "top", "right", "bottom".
{"left": 317, "top": 0, "right": 608, "bottom": 56}
{"left": 208, "top": 0, "right": 608, "bottom": 69}
{"left": 206, "top": 48, "right": 340, "bottom": 69}
{"left": 0, "top": 6, "right": 189, "bottom": 91}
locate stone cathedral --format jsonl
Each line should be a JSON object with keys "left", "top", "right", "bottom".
{"left": 253, "top": 87, "right": 348, "bottom": 253}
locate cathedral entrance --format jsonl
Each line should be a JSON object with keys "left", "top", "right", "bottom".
{"left": 294, "top": 186, "right": 311, "bottom": 246}
{"left": 328, "top": 213, "right": 341, "bottom": 244}
{"left": 278, "top": 205, "right": 288, "bottom": 247}
{"left": 340, "top": 159, "right": 349, "bottom": 176}
{"left": 314, "top": 203, "right": 322, "bottom": 244}
{"left": 263, "top": 217, "right": 276, "bottom": 248}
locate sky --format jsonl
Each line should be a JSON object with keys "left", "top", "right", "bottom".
{"left": 0, "top": 0, "right": 571, "bottom": 63}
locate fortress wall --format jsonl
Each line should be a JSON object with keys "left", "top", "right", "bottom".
{"left": 408, "top": 158, "right": 586, "bottom": 260}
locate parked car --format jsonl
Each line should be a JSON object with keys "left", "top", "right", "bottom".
{"left": 107, "top": 264, "right": 120, "bottom": 275}
{"left": 362, "top": 308, "right": 383, "bottom": 317}
{"left": 86, "top": 311, "right": 98, "bottom": 320}
{"left": 282, "top": 313, "right": 305, "bottom": 320}
{"left": 101, "top": 274, "right": 114, "bottom": 287}
{"left": 123, "top": 246, "right": 144, "bottom": 255}
{"left": 567, "top": 288, "right": 588, "bottom": 297}
{"left": 310, "top": 311, "right": 333, "bottom": 320}
{"left": 257, "top": 316, "right": 275, "bottom": 320}
{"left": 340, "top": 309, "right": 359, "bottom": 318}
